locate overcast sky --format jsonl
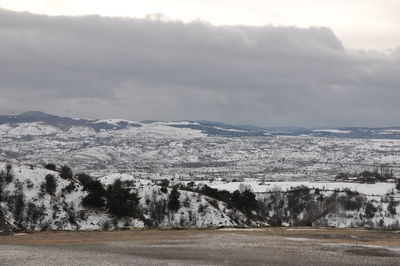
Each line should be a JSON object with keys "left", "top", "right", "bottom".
{"left": 2, "top": 0, "right": 400, "bottom": 51}
{"left": 0, "top": 2, "right": 399, "bottom": 127}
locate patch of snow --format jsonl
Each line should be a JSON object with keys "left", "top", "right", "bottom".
{"left": 214, "top": 127, "right": 246, "bottom": 133}
{"left": 313, "top": 129, "right": 352, "bottom": 134}
{"left": 201, "top": 181, "right": 396, "bottom": 196}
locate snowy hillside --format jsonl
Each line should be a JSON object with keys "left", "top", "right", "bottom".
{"left": 1, "top": 112, "right": 400, "bottom": 231}
{"left": 0, "top": 162, "right": 250, "bottom": 232}
{"left": 1, "top": 162, "right": 400, "bottom": 231}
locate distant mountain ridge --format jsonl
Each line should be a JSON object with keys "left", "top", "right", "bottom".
{"left": 0, "top": 111, "right": 268, "bottom": 137}
{"left": 0, "top": 111, "right": 89, "bottom": 130}
{"left": 0, "top": 111, "right": 141, "bottom": 132}
{"left": 2, "top": 111, "right": 400, "bottom": 138}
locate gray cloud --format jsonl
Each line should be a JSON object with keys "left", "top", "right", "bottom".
{"left": 0, "top": 8, "right": 399, "bottom": 127}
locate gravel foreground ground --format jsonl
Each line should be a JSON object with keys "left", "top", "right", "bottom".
{"left": 1, "top": 227, "right": 400, "bottom": 266}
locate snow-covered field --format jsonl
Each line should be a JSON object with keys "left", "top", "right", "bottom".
{"left": 200, "top": 180, "right": 397, "bottom": 196}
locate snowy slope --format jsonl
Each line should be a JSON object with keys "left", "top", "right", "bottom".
{"left": 1, "top": 162, "right": 400, "bottom": 231}
{"left": 0, "top": 162, "right": 249, "bottom": 231}
{"left": 0, "top": 122, "right": 60, "bottom": 136}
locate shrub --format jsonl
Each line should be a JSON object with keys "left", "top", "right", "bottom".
{"left": 388, "top": 199, "right": 397, "bottom": 215}
{"left": 364, "top": 177, "right": 377, "bottom": 184}
{"left": 183, "top": 196, "right": 191, "bottom": 208}
{"left": 205, "top": 198, "right": 219, "bottom": 209}
{"left": 26, "top": 202, "right": 45, "bottom": 225}
{"left": 149, "top": 199, "right": 167, "bottom": 227}
{"left": 186, "top": 181, "right": 195, "bottom": 189}
{"left": 359, "top": 171, "right": 387, "bottom": 183}
{"left": 44, "top": 163, "right": 57, "bottom": 171}
{"left": 341, "top": 196, "right": 364, "bottom": 211}
{"left": 60, "top": 165, "right": 73, "bottom": 180}
{"left": 168, "top": 186, "right": 181, "bottom": 212}
{"left": 230, "top": 189, "right": 258, "bottom": 215}
{"left": 160, "top": 179, "right": 170, "bottom": 193}
{"left": 12, "top": 192, "right": 25, "bottom": 228}
{"left": 199, "top": 185, "right": 231, "bottom": 203}
{"left": 1, "top": 163, "right": 14, "bottom": 184}
{"left": 77, "top": 173, "right": 93, "bottom": 186}
{"left": 379, "top": 219, "right": 385, "bottom": 228}
{"left": 45, "top": 174, "right": 57, "bottom": 195}
{"left": 335, "top": 172, "right": 348, "bottom": 180}
{"left": 343, "top": 188, "right": 359, "bottom": 197}
{"left": 198, "top": 204, "right": 207, "bottom": 214}
{"left": 106, "top": 179, "right": 141, "bottom": 218}
{"left": 25, "top": 180, "right": 34, "bottom": 190}
{"left": 82, "top": 179, "right": 107, "bottom": 209}
{"left": 67, "top": 206, "right": 77, "bottom": 226}
{"left": 63, "top": 182, "right": 76, "bottom": 194}
{"left": 365, "top": 202, "right": 377, "bottom": 219}
{"left": 286, "top": 186, "right": 311, "bottom": 216}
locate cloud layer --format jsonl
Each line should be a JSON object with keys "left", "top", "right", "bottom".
{"left": 0, "top": 8, "right": 399, "bottom": 127}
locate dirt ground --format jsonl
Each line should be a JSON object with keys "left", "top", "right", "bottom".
{"left": 1, "top": 227, "right": 400, "bottom": 265}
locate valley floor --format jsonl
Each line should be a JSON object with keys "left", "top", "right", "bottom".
{"left": 1, "top": 227, "right": 400, "bottom": 265}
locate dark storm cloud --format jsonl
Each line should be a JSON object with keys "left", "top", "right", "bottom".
{"left": 0, "top": 8, "right": 399, "bottom": 127}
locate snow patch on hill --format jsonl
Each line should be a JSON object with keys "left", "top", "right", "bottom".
{"left": 0, "top": 162, "right": 249, "bottom": 231}
{"left": 202, "top": 181, "right": 397, "bottom": 196}
{"left": 0, "top": 123, "right": 60, "bottom": 136}
{"left": 313, "top": 129, "right": 352, "bottom": 134}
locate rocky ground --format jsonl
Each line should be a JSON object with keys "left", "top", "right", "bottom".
{"left": 1, "top": 227, "right": 399, "bottom": 265}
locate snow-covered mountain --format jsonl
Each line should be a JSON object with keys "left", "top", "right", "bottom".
{"left": 0, "top": 111, "right": 266, "bottom": 136}
{"left": 2, "top": 112, "right": 400, "bottom": 181}
{"left": 279, "top": 127, "right": 400, "bottom": 139}
{"left": 4, "top": 111, "right": 400, "bottom": 138}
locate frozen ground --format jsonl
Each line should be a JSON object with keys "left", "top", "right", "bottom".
{"left": 199, "top": 180, "right": 398, "bottom": 196}
{"left": 1, "top": 228, "right": 399, "bottom": 266}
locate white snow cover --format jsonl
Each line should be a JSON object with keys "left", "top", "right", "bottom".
{"left": 313, "top": 129, "right": 352, "bottom": 134}
{"left": 94, "top": 119, "right": 138, "bottom": 126}
{"left": 0, "top": 162, "right": 249, "bottom": 230}
{"left": 0, "top": 123, "right": 60, "bottom": 136}
{"left": 213, "top": 127, "right": 246, "bottom": 133}
{"left": 200, "top": 181, "right": 397, "bottom": 196}
{"left": 67, "top": 127, "right": 96, "bottom": 136}
{"left": 3, "top": 119, "right": 400, "bottom": 184}
{"left": 155, "top": 121, "right": 200, "bottom": 126}
{"left": 1, "top": 162, "right": 400, "bottom": 231}
{"left": 376, "top": 129, "right": 400, "bottom": 135}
